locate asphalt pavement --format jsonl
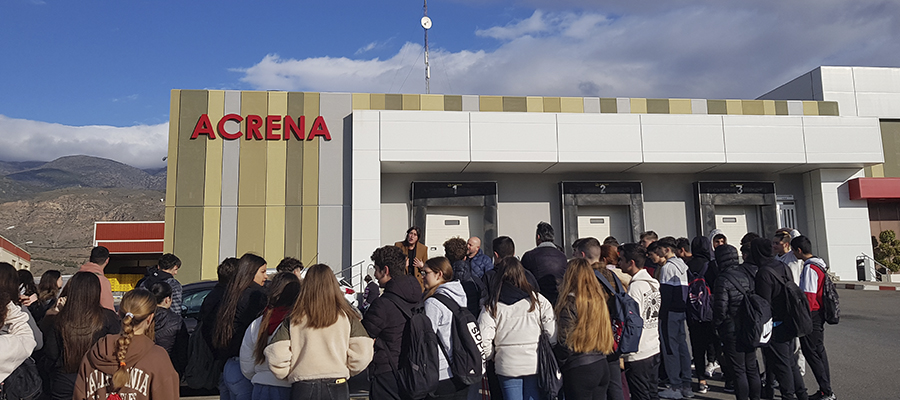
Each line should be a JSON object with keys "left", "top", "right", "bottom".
{"left": 183, "top": 288, "right": 900, "bottom": 399}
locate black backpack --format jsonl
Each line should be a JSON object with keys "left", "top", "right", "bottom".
{"left": 687, "top": 263, "right": 714, "bottom": 323}
{"left": 722, "top": 270, "right": 773, "bottom": 349}
{"left": 594, "top": 271, "right": 644, "bottom": 354}
{"left": 807, "top": 262, "right": 840, "bottom": 325}
{"left": 382, "top": 293, "right": 440, "bottom": 400}
{"left": 184, "top": 321, "right": 222, "bottom": 390}
{"left": 774, "top": 271, "right": 814, "bottom": 338}
{"left": 431, "top": 293, "right": 486, "bottom": 386}
{"left": 0, "top": 357, "right": 41, "bottom": 400}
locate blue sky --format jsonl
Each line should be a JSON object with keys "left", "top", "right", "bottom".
{"left": 2, "top": 0, "right": 899, "bottom": 168}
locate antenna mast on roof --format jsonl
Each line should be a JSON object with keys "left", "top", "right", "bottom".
{"left": 421, "top": 0, "right": 433, "bottom": 94}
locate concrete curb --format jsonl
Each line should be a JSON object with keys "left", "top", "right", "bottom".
{"left": 835, "top": 283, "right": 900, "bottom": 291}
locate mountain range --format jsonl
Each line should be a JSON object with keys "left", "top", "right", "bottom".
{"left": 0, "top": 155, "right": 166, "bottom": 273}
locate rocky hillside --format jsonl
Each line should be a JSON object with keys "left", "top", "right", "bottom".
{"left": 0, "top": 156, "right": 166, "bottom": 273}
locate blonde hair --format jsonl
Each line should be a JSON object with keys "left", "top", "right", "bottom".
{"left": 112, "top": 289, "right": 157, "bottom": 392}
{"left": 423, "top": 257, "right": 453, "bottom": 298}
{"left": 555, "top": 258, "right": 614, "bottom": 354}
{"left": 290, "top": 264, "right": 359, "bottom": 329}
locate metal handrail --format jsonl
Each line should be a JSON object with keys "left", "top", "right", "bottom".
{"left": 336, "top": 260, "right": 372, "bottom": 292}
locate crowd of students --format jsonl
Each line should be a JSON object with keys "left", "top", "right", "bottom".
{"left": 0, "top": 220, "right": 837, "bottom": 400}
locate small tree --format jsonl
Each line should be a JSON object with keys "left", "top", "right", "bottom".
{"left": 875, "top": 230, "right": 900, "bottom": 273}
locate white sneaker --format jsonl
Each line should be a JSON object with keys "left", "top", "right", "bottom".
{"left": 705, "top": 361, "right": 720, "bottom": 378}
{"left": 659, "top": 387, "right": 684, "bottom": 399}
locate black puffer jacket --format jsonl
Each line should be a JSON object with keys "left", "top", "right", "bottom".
{"left": 153, "top": 306, "right": 189, "bottom": 376}
{"left": 751, "top": 238, "right": 796, "bottom": 342}
{"left": 712, "top": 244, "right": 755, "bottom": 337}
{"left": 362, "top": 275, "right": 423, "bottom": 376}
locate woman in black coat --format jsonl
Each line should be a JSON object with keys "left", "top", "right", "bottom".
{"left": 712, "top": 244, "right": 760, "bottom": 400}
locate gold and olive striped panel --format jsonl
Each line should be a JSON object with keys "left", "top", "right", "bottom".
{"left": 347, "top": 94, "right": 839, "bottom": 116}
{"left": 165, "top": 90, "right": 322, "bottom": 282}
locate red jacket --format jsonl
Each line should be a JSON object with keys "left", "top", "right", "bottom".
{"left": 799, "top": 257, "right": 827, "bottom": 312}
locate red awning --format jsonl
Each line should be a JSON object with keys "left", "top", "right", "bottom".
{"left": 848, "top": 178, "right": 900, "bottom": 200}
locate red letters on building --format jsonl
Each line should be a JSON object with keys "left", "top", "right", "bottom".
{"left": 190, "top": 114, "right": 216, "bottom": 139}
{"left": 191, "top": 114, "right": 331, "bottom": 141}
{"left": 217, "top": 114, "right": 244, "bottom": 139}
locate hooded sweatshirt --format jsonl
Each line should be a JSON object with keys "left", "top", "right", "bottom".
{"left": 78, "top": 262, "right": 115, "bottom": 311}
{"left": 424, "top": 280, "right": 468, "bottom": 381}
{"left": 0, "top": 302, "right": 37, "bottom": 382}
{"left": 139, "top": 268, "right": 183, "bottom": 313}
{"left": 687, "top": 236, "right": 717, "bottom": 286}
{"left": 477, "top": 282, "right": 555, "bottom": 377}
{"left": 73, "top": 334, "right": 180, "bottom": 400}
{"left": 800, "top": 257, "right": 827, "bottom": 312}
{"left": 624, "top": 269, "right": 661, "bottom": 362}
{"left": 362, "top": 275, "right": 424, "bottom": 376}
{"left": 658, "top": 256, "right": 690, "bottom": 313}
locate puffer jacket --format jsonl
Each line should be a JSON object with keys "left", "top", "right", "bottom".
{"left": 713, "top": 266, "right": 755, "bottom": 337}
{"left": 424, "top": 280, "right": 468, "bottom": 381}
{"left": 362, "top": 275, "right": 423, "bottom": 376}
{"left": 477, "top": 283, "right": 556, "bottom": 377}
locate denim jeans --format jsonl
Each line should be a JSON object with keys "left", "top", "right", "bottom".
{"left": 220, "top": 358, "right": 253, "bottom": 400}
{"left": 498, "top": 375, "right": 540, "bottom": 400}
{"left": 252, "top": 383, "right": 292, "bottom": 400}
{"left": 291, "top": 378, "right": 349, "bottom": 400}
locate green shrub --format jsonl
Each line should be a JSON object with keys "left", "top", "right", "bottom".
{"left": 875, "top": 230, "right": 900, "bottom": 273}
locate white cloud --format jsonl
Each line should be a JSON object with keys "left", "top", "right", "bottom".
{"left": 355, "top": 42, "right": 378, "bottom": 55}
{"left": 238, "top": 2, "right": 900, "bottom": 100}
{"left": 475, "top": 10, "right": 549, "bottom": 40}
{"left": 0, "top": 115, "right": 168, "bottom": 169}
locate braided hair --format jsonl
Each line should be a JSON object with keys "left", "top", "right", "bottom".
{"left": 111, "top": 288, "right": 156, "bottom": 393}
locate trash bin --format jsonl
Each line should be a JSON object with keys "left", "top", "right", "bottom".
{"left": 856, "top": 256, "right": 875, "bottom": 281}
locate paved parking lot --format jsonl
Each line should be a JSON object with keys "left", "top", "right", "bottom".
{"left": 184, "top": 288, "right": 900, "bottom": 399}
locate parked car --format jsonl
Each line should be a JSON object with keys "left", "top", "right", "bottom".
{"left": 181, "top": 280, "right": 217, "bottom": 334}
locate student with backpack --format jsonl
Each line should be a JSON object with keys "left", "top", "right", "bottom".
{"left": 422, "top": 257, "right": 479, "bottom": 400}
{"left": 792, "top": 236, "right": 837, "bottom": 400}
{"left": 617, "top": 244, "right": 661, "bottom": 400}
{"left": 362, "top": 246, "right": 426, "bottom": 400}
{"left": 649, "top": 238, "right": 694, "bottom": 399}
{"left": 712, "top": 244, "right": 762, "bottom": 400}
{"left": 752, "top": 238, "right": 808, "bottom": 400}
{"left": 555, "top": 258, "right": 616, "bottom": 400}
{"left": 73, "top": 288, "right": 180, "bottom": 399}
{"left": 685, "top": 236, "right": 718, "bottom": 394}
{"left": 0, "top": 262, "right": 38, "bottom": 383}
{"left": 478, "top": 257, "right": 556, "bottom": 400}
{"left": 265, "top": 264, "right": 374, "bottom": 400}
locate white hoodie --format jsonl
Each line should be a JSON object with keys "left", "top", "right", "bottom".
{"left": 424, "top": 280, "right": 469, "bottom": 381}
{"left": 0, "top": 302, "right": 37, "bottom": 381}
{"left": 624, "top": 269, "right": 661, "bottom": 362}
{"left": 477, "top": 293, "right": 556, "bottom": 377}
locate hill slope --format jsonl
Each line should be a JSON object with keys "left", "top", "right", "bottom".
{"left": 4, "top": 155, "right": 166, "bottom": 191}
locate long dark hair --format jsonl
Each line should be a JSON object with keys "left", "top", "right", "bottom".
{"left": 290, "top": 264, "right": 359, "bottom": 329}
{"left": 214, "top": 253, "right": 267, "bottom": 349}
{"left": 254, "top": 272, "right": 300, "bottom": 364}
{"left": 0, "top": 263, "right": 19, "bottom": 325}
{"left": 486, "top": 257, "right": 538, "bottom": 318}
{"left": 56, "top": 272, "right": 107, "bottom": 373}
{"left": 38, "top": 270, "right": 62, "bottom": 303}
{"left": 17, "top": 269, "right": 37, "bottom": 298}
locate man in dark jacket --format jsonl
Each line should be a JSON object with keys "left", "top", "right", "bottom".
{"left": 752, "top": 238, "right": 808, "bottom": 400}
{"left": 139, "top": 253, "right": 184, "bottom": 312}
{"left": 686, "top": 236, "right": 720, "bottom": 393}
{"left": 362, "top": 246, "right": 423, "bottom": 400}
{"left": 466, "top": 236, "right": 494, "bottom": 279}
{"left": 520, "top": 222, "right": 567, "bottom": 305}
{"left": 712, "top": 244, "right": 760, "bottom": 400}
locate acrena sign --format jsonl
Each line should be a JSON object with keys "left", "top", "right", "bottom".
{"left": 190, "top": 114, "right": 332, "bottom": 141}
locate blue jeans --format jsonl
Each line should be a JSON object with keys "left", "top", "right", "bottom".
{"left": 220, "top": 358, "right": 253, "bottom": 400}
{"left": 498, "top": 374, "right": 541, "bottom": 400}
{"left": 252, "top": 383, "right": 292, "bottom": 400}
{"left": 660, "top": 311, "right": 692, "bottom": 389}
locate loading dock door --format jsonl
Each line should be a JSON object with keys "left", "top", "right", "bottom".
{"left": 423, "top": 206, "right": 484, "bottom": 254}
{"left": 577, "top": 216, "right": 611, "bottom": 240}
{"left": 715, "top": 205, "right": 760, "bottom": 243}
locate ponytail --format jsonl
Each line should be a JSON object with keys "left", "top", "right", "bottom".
{"left": 111, "top": 289, "right": 156, "bottom": 393}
